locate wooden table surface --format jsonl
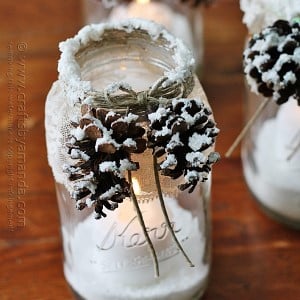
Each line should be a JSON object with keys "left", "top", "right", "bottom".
{"left": 1, "top": 1, "right": 299, "bottom": 299}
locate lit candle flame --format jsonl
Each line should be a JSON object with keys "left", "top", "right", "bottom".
{"left": 132, "top": 177, "right": 142, "bottom": 196}
{"left": 136, "top": 0, "right": 150, "bottom": 4}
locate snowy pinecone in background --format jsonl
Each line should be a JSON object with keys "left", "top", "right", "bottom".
{"left": 147, "top": 99, "right": 220, "bottom": 193}
{"left": 244, "top": 20, "right": 300, "bottom": 105}
{"left": 65, "top": 105, "right": 146, "bottom": 218}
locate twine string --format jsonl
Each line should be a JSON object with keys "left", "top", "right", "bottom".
{"left": 86, "top": 75, "right": 194, "bottom": 113}
{"left": 152, "top": 155, "right": 195, "bottom": 268}
{"left": 128, "top": 170, "right": 160, "bottom": 278}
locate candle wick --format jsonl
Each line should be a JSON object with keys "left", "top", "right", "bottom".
{"left": 225, "top": 98, "right": 270, "bottom": 158}
{"left": 152, "top": 155, "right": 195, "bottom": 268}
{"left": 128, "top": 170, "right": 160, "bottom": 278}
{"left": 287, "top": 131, "right": 300, "bottom": 161}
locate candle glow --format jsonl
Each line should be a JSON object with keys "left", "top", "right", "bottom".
{"left": 132, "top": 177, "right": 142, "bottom": 196}
{"left": 136, "top": 0, "right": 150, "bottom": 4}
{"left": 108, "top": 0, "right": 195, "bottom": 56}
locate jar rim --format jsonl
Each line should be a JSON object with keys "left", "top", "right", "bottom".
{"left": 58, "top": 19, "right": 195, "bottom": 107}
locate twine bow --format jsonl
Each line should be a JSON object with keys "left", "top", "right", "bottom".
{"left": 85, "top": 75, "right": 195, "bottom": 113}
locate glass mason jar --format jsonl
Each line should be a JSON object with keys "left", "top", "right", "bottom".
{"left": 242, "top": 87, "right": 300, "bottom": 229}
{"left": 45, "top": 20, "right": 217, "bottom": 299}
{"left": 81, "top": 0, "right": 204, "bottom": 73}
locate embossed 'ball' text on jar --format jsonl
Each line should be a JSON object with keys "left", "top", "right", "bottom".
{"left": 45, "top": 20, "right": 219, "bottom": 300}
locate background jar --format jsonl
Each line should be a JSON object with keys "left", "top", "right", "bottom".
{"left": 239, "top": 1, "right": 300, "bottom": 228}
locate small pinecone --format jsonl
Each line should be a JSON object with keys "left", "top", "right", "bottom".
{"left": 244, "top": 20, "right": 300, "bottom": 105}
{"left": 147, "top": 99, "right": 220, "bottom": 193}
{"left": 65, "top": 105, "right": 146, "bottom": 219}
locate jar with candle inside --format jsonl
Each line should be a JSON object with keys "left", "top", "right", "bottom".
{"left": 239, "top": 13, "right": 300, "bottom": 228}
{"left": 45, "top": 20, "right": 219, "bottom": 300}
{"left": 81, "top": 0, "right": 206, "bottom": 74}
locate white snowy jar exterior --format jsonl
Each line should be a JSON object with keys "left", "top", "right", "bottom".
{"left": 45, "top": 20, "right": 216, "bottom": 299}
{"left": 81, "top": 0, "right": 204, "bottom": 72}
{"left": 240, "top": 1, "right": 300, "bottom": 228}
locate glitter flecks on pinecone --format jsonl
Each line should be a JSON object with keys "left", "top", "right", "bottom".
{"left": 147, "top": 98, "right": 220, "bottom": 193}
{"left": 244, "top": 20, "right": 300, "bottom": 105}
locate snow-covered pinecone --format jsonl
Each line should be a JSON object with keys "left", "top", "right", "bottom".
{"left": 147, "top": 98, "right": 220, "bottom": 193}
{"left": 65, "top": 105, "right": 146, "bottom": 219}
{"left": 244, "top": 20, "right": 300, "bottom": 105}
